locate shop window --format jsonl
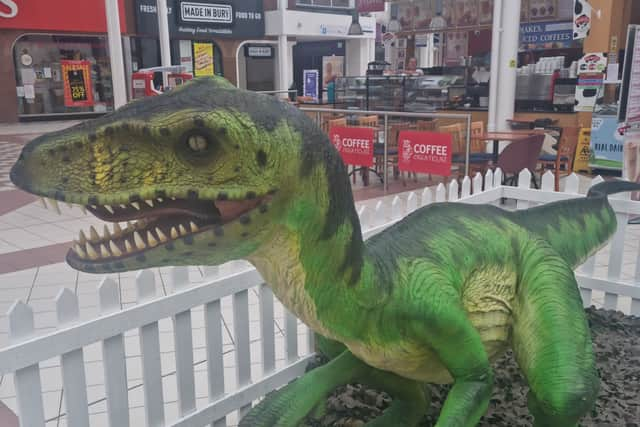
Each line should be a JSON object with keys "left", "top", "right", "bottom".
{"left": 296, "top": 0, "right": 353, "bottom": 9}
{"left": 13, "top": 34, "right": 114, "bottom": 117}
{"left": 130, "top": 37, "right": 223, "bottom": 77}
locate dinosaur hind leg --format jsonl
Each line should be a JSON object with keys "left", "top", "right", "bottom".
{"left": 512, "top": 240, "right": 599, "bottom": 427}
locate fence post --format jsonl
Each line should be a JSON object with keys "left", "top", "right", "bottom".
{"left": 540, "top": 170, "right": 555, "bottom": 192}
{"left": 136, "top": 270, "right": 166, "bottom": 427}
{"left": 516, "top": 169, "right": 532, "bottom": 210}
{"left": 56, "top": 289, "right": 90, "bottom": 427}
{"left": 171, "top": 267, "right": 197, "bottom": 417}
{"left": 99, "top": 278, "right": 130, "bottom": 427}
{"left": 472, "top": 173, "right": 483, "bottom": 195}
{"left": 421, "top": 187, "right": 432, "bottom": 207}
{"left": 391, "top": 195, "right": 403, "bottom": 219}
{"left": 8, "top": 301, "right": 45, "bottom": 427}
{"left": 435, "top": 183, "right": 446, "bottom": 202}
{"left": 406, "top": 192, "right": 417, "bottom": 213}
{"left": 233, "top": 289, "right": 252, "bottom": 418}
{"left": 484, "top": 169, "right": 494, "bottom": 191}
{"left": 448, "top": 179, "right": 459, "bottom": 201}
{"left": 564, "top": 173, "right": 580, "bottom": 194}
{"left": 493, "top": 168, "right": 503, "bottom": 188}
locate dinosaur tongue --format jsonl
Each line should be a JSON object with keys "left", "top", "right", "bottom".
{"left": 216, "top": 199, "right": 262, "bottom": 222}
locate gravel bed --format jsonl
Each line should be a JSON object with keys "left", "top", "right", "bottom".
{"left": 304, "top": 307, "right": 640, "bottom": 427}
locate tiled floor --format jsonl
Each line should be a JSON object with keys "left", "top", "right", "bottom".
{"left": 0, "top": 122, "right": 638, "bottom": 426}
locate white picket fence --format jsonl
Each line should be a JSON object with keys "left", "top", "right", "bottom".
{"left": 0, "top": 169, "right": 639, "bottom": 427}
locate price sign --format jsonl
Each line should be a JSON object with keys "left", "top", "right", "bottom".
{"left": 61, "top": 60, "right": 94, "bottom": 107}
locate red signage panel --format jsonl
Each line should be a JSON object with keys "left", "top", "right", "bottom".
{"left": 398, "top": 131, "right": 452, "bottom": 176}
{"left": 330, "top": 126, "right": 375, "bottom": 167}
{"left": 357, "top": 0, "right": 385, "bottom": 13}
{"left": 0, "top": 0, "right": 127, "bottom": 33}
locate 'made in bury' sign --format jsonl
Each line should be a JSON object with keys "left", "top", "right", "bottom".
{"left": 179, "top": 2, "right": 232, "bottom": 25}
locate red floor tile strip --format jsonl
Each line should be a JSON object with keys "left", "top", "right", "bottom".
{"left": 0, "top": 241, "right": 73, "bottom": 274}
{"left": 0, "top": 190, "right": 37, "bottom": 216}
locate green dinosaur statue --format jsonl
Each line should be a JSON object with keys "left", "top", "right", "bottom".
{"left": 10, "top": 76, "right": 635, "bottom": 426}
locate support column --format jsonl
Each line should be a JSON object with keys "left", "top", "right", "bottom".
{"left": 105, "top": 0, "right": 127, "bottom": 108}
{"left": 487, "top": 0, "right": 503, "bottom": 132}
{"left": 156, "top": 0, "right": 172, "bottom": 86}
{"left": 277, "top": 34, "right": 289, "bottom": 95}
{"left": 494, "top": 0, "right": 521, "bottom": 132}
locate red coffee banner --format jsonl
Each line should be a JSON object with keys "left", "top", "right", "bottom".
{"left": 330, "top": 126, "right": 375, "bottom": 167}
{"left": 398, "top": 131, "right": 452, "bottom": 176}
{"left": 61, "top": 60, "right": 94, "bottom": 107}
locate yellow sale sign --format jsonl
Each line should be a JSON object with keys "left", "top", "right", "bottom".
{"left": 193, "top": 42, "right": 214, "bottom": 77}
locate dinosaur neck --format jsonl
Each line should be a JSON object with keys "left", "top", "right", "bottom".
{"left": 247, "top": 167, "right": 381, "bottom": 339}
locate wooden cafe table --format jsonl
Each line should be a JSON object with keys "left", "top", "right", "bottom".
{"left": 472, "top": 130, "right": 547, "bottom": 163}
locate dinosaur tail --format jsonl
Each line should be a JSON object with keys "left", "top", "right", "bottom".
{"left": 512, "top": 180, "right": 640, "bottom": 268}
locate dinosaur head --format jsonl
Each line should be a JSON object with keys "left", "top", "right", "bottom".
{"left": 11, "top": 76, "right": 360, "bottom": 275}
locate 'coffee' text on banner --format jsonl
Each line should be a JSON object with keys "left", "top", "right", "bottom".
{"left": 330, "top": 126, "right": 375, "bottom": 167}
{"left": 60, "top": 60, "right": 94, "bottom": 107}
{"left": 398, "top": 131, "right": 452, "bottom": 176}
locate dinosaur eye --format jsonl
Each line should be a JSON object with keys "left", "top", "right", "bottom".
{"left": 187, "top": 134, "right": 208, "bottom": 152}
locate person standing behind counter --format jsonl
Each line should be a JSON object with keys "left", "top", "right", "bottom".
{"left": 406, "top": 57, "right": 424, "bottom": 76}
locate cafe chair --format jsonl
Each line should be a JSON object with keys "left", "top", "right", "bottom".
{"left": 321, "top": 116, "right": 346, "bottom": 135}
{"left": 374, "top": 123, "right": 405, "bottom": 184}
{"left": 537, "top": 126, "right": 579, "bottom": 191}
{"left": 353, "top": 115, "right": 381, "bottom": 185}
{"left": 495, "top": 134, "right": 545, "bottom": 187}
{"left": 416, "top": 119, "right": 437, "bottom": 131}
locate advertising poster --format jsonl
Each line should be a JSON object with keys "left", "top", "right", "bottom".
{"left": 574, "top": 73, "right": 603, "bottom": 112}
{"left": 303, "top": 69, "right": 319, "bottom": 100}
{"left": 623, "top": 29, "right": 640, "bottom": 124}
{"left": 330, "top": 126, "right": 375, "bottom": 167}
{"left": 444, "top": 31, "right": 468, "bottom": 65}
{"left": 589, "top": 115, "right": 624, "bottom": 171}
{"left": 398, "top": 131, "right": 452, "bottom": 176}
{"left": 578, "top": 52, "right": 608, "bottom": 74}
{"left": 193, "top": 42, "right": 214, "bottom": 77}
{"left": 573, "top": 0, "right": 592, "bottom": 40}
{"left": 528, "top": 0, "right": 558, "bottom": 21}
{"left": 454, "top": 0, "right": 478, "bottom": 27}
{"left": 322, "top": 56, "right": 344, "bottom": 92}
{"left": 60, "top": 60, "right": 94, "bottom": 107}
{"left": 623, "top": 130, "right": 640, "bottom": 201}
{"left": 478, "top": 0, "right": 494, "bottom": 25}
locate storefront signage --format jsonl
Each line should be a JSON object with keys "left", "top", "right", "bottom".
{"left": 245, "top": 45, "right": 273, "bottom": 58}
{"left": 135, "top": 0, "right": 263, "bottom": 39}
{"left": 0, "top": 0, "right": 127, "bottom": 32}
{"left": 330, "top": 127, "right": 375, "bottom": 168}
{"left": 193, "top": 42, "right": 214, "bottom": 77}
{"left": 0, "top": 0, "right": 18, "bottom": 18}
{"left": 578, "top": 52, "right": 607, "bottom": 74}
{"left": 357, "top": 0, "right": 385, "bottom": 13}
{"left": 520, "top": 21, "right": 573, "bottom": 47}
{"left": 61, "top": 60, "right": 94, "bottom": 108}
{"left": 179, "top": 2, "right": 233, "bottom": 25}
{"left": 398, "top": 131, "right": 452, "bottom": 176}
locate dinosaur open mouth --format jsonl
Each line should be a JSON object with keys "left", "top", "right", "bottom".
{"left": 65, "top": 195, "right": 268, "bottom": 263}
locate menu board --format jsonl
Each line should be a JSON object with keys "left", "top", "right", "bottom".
{"left": 528, "top": 0, "right": 558, "bottom": 21}
{"left": 445, "top": 31, "right": 469, "bottom": 65}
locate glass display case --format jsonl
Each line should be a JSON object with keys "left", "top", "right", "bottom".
{"left": 335, "top": 75, "right": 466, "bottom": 111}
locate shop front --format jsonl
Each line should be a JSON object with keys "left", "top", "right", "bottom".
{"left": 0, "top": 0, "right": 129, "bottom": 122}
{"left": 133, "top": 0, "right": 265, "bottom": 86}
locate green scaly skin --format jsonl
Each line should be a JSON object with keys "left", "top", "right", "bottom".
{"left": 11, "top": 76, "right": 636, "bottom": 426}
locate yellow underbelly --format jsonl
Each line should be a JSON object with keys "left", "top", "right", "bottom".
{"left": 346, "top": 267, "right": 516, "bottom": 384}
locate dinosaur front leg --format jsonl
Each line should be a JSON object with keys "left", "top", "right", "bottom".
{"left": 239, "top": 349, "right": 368, "bottom": 427}
{"left": 512, "top": 240, "right": 598, "bottom": 426}
{"left": 408, "top": 274, "right": 494, "bottom": 427}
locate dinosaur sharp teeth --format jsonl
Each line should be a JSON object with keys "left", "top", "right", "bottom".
{"left": 178, "top": 224, "right": 188, "bottom": 236}
{"left": 124, "top": 239, "right": 134, "bottom": 253}
{"left": 147, "top": 231, "right": 158, "bottom": 247}
{"left": 104, "top": 204, "right": 114, "bottom": 214}
{"left": 89, "top": 226, "right": 100, "bottom": 242}
{"left": 120, "top": 204, "right": 127, "bottom": 209}
{"left": 156, "top": 228, "right": 168, "bottom": 242}
{"left": 109, "top": 240, "right": 122, "bottom": 257}
{"left": 39, "top": 197, "right": 47, "bottom": 209}
{"left": 103, "top": 225, "right": 111, "bottom": 239}
{"left": 145, "top": 199, "right": 154, "bottom": 207}
{"left": 73, "top": 244, "right": 87, "bottom": 259}
{"left": 113, "top": 223, "right": 122, "bottom": 236}
{"left": 99, "top": 243, "right": 111, "bottom": 258}
{"left": 131, "top": 202, "right": 140, "bottom": 210}
{"left": 133, "top": 231, "right": 146, "bottom": 250}
{"left": 85, "top": 242, "right": 98, "bottom": 260}
{"left": 49, "top": 199, "right": 61, "bottom": 215}
{"left": 157, "top": 197, "right": 164, "bottom": 203}
{"left": 189, "top": 221, "right": 199, "bottom": 232}
{"left": 170, "top": 227, "right": 179, "bottom": 240}
{"left": 78, "top": 230, "right": 87, "bottom": 245}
